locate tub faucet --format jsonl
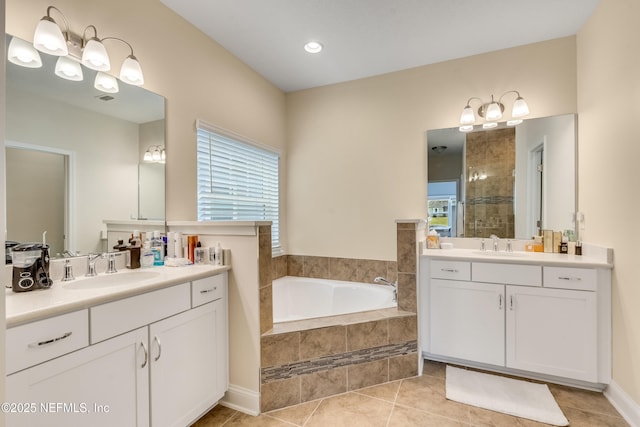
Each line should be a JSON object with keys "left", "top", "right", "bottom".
{"left": 374, "top": 277, "right": 398, "bottom": 302}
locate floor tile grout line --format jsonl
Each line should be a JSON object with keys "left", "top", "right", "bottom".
{"left": 301, "top": 397, "right": 323, "bottom": 427}
{"left": 262, "top": 413, "right": 302, "bottom": 426}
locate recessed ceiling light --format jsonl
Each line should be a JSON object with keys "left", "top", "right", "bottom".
{"left": 304, "top": 41, "right": 323, "bottom": 54}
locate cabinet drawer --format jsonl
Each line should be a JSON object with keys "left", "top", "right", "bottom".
{"left": 473, "top": 262, "right": 541, "bottom": 286}
{"left": 192, "top": 274, "right": 226, "bottom": 307}
{"left": 91, "top": 283, "right": 190, "bottom": 343}
{"left": 430, "top": 260, "right": 471, "bottom": 280}
{"left": 544, "top": 267, "right": 597, "bottom": 291}
{"left": 6, "top": 309, "right": 89, "bottom": 375}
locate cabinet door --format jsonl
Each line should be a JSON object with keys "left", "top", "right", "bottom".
{"left": 149, "top": 300, "right": 225, "bottom": 427}
{"left": 6, "top": 327, "right": 149, "bottom": 427}
{"left": 430, "top": 279, "right": 505, "bottom": 366}
{"left": 506, "top": 286, "right": 597, "bottom": 382}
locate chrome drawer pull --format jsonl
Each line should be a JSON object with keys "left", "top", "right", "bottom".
{"left": 200, "top": 286, "right": 217, "bottom": 294}
{"left": 140, "top": 342, "right": 148, "bottom": 368}
{"left": 498, "top": 294, "right": 503, "bottom": 310}
{"left": 28, "top": 331, "right": 72, "bottom": 348}
{"left": 558, "top": 276, "right": 581, "bottom": 281}
{"left": 441, "top": 268, "right": 459, "bottom": 273}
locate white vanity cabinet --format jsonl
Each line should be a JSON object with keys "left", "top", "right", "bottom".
{"left": 5, "top": 271, "right": 228, "bottom": 427}
{"left": 422, "top": 255, "right": 611, "bottom": 387}
{"left": 6, "top": 327, "right": 149, "bottom": 427}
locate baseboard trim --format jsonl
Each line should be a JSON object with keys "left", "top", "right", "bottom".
{"left": 605, "top": 380, "right": 640, "bottom": 427}
{"left": 220, "top": 384, "right": 260, "bottom": 416}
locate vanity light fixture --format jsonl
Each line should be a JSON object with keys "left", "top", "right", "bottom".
{"left": 144, "top": 146, "right": 166, "bottom": 163}
{"left": 13, "top": 5, "right": 144, "bottom": 92}
{"left": 431, "top": 146, "right": 448, "bottom": 154}
{"left": 459, "top": 90, "right": 530, "bottom": 132}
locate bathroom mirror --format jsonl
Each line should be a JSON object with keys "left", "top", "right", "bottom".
{"left": 427, "top": 114, "right": 577, "bottom": 240}
{"left": 5, "top": 35, "right": 166, "bottom": 258}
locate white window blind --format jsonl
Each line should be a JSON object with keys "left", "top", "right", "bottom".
{"left": 197, "top": 123, "right": 280, "bottom": 249}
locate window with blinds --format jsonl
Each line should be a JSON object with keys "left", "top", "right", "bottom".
{"left": 196, "top": 122, "right": 280, "bottom": 250}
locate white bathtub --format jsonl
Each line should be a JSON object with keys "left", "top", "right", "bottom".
{"left": 273, "top": 276, "right": 397, "bottom": 323}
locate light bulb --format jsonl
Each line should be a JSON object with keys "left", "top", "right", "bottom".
{"left": 94, "top": 72, "right": 119, "bottom": 93}
{"left": 82, "top": 38, "right": 110, "bottom": 71}
{"left": 55, "top": 56, "right": 83, "bottom": 81}
{"left": 460, "top": 105, "right": 475, "bottom": 125}
{"left": 8, "top": 37, "right": 43, "bottom": 68}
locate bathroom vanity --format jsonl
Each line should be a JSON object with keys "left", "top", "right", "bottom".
{"left": 419, "top": 246, "right": 612, "bottom": 389}
{"left": 4, "top": 265, "right": 229, "bottom": 427}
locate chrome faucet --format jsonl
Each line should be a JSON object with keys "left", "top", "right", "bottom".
{"left": 86, "top": 253, "right": 105, "bottom": 277}
{"left": 490, "top": 234, "right": 499, "bottom": 252}
{"left": 374, "top": 277, "right": 398, "bottom": 302}
{"left": 106, "top": 253, "right": 118, "bottom": 274}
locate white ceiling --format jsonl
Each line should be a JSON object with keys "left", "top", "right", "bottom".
{"left": 160, "top": 0, "right": 600, "bottom": 93}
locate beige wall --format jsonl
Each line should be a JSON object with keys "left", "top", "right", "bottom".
{"left": 577, "top": 0, "right": 640, "bottom": 405}
{"left": 286, "top": 37, "right": 577, "bottom": 260}
{"left": 1, "top": 0, "right": 6, "bottom": 421}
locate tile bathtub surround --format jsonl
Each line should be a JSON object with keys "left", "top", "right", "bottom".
{"left": 196, "top": 360, "right": 630, "bottom": 427}
{"left": 258, "top": 225, "right": 273, "bottom": 334}
{"left": 273, "top": 255, "right": 397, "bottom": 284}
{"left": 259, "top": 314, "right": 418, "bottom": 412}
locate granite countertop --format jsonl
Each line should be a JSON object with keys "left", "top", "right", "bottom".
{"left": 5, "top": 264, "right": 230, "bottom": 328}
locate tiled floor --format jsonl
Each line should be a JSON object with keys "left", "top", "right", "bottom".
{"left": 193, "top": 361, "right": 629, "bottom": 427}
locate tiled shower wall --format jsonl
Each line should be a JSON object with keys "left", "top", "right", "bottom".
{"left": 258, "top": 221, "right": 423, "bottom": 412}
{"left": 465, "top": 128, "right": 516, "bottom": 238}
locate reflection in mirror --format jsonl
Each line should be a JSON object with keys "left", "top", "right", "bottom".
{"left": 427, "top": 114, "right": 576, "bottom": 240}
{"left": 5, "top": 35, "right": 165, "bottom": 258}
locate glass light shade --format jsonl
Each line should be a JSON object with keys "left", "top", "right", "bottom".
{"left": 33, "top": 17, "right": 68, "bottom": 56}
{"left": 459, "top": 125, "right": 474, "bottom": 133}
{"left": 160, "top": 149, "right": 166, "bottom": 162}
{"left": 82, "top": 39, "right": 111, "bottom": 71}
{"left": 119, "top": 56, "right": 144, "bottom": 85}
{"left": 55, "top": 56, "right": 83, "bottom": 81}
{"left": 151, "top": 148, "right": 161, "bottom": 162}
{"left": 94, "top": 72, "right": 119, "bottom": 93}
{"left": 507, "top": 119, "right": 523, "bottom": 126}
{"left": 483, "top": 122, "right": 498, "bottom": 129}
{"left": 459, "top": 106, "right": 475, "bottom": 125}
{"left": 8, "top": 37, "right": 43, "bottom": 68}
{"left": 143, "top": 151, "right": 153, "bottom": 162}
{"left": 485, "top": 102, "right": 503, "bottom": 121}
{"left": 511, "top": 97, "right": 530, "bottom": 118}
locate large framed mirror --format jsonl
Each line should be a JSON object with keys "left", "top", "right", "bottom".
{"left": 5, "top": 35, "right": 166, "bottom": 258}
{"left": 427, "top": 114, "right": 577, "bottom": 240}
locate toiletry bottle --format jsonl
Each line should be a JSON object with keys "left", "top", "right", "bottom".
{"left": 194, "top": 242, "right": 207, "bottom": 264}
{"left": 426, "top": 230, "right": 440, "bottom": 249}
{"left": 214, "top": 242, "right": 223, "bottom": 266}
{"left": 575, "top": 241, "right": 583, "bottom": 256}
{"left": 560, "top": 235, "right": 569, "bottom": 254}
{"left": 151, "top": 231, "right": 165, "bottom": 266}
{"left": 141, "top": 239, "right": 154, "bottom": 268}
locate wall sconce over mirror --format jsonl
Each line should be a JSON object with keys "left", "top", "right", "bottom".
{"left": 459, "top": 90, "right": 530, "bottom": 132}
{"left": 7, "top": 5, "right": 144, "bottom": 93}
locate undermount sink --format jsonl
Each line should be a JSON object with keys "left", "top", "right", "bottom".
{"left": 471, "top": 250, "right": 525, "bottom": 257}
{"left": 62, "top": 271, "right": 161, "bottom": 289}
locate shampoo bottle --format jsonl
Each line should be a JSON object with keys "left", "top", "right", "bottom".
{"left": 151, "top": 231, "right": 165, "bottom": 266}
{"left": 141, "top": 239, "right": 154, "bottom": 268}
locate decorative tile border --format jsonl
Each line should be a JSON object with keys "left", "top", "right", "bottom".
{"left": 261, "top": 340, "right": 417, "bottom": 384}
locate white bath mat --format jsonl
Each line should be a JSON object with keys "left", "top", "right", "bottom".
{"left": 445, "top": 366, "right": 569, "bottom": 426}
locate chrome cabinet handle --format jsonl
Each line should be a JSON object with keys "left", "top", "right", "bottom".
{"left": 200, "top": 286, "right": 217, "bottom": 294}
{"left": 153, "top": 336, "right": 162, "bottom": 362}
{"left": 140, "top": 341, "right": 148, "bottom": 368}
{"left": 558, "top": 276, "right": 581, "bottom": 281}
{"left": 509, "top": 295, "right": 514, "bottom": 311}
{"left": 441, "top": 268, "right": 459, "bottom": 273}
{"left": 498, "top": 294, "right": 503, "bottom": 310}
{"left": 28, "top": 331, "right": 72, "bottom": 348}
